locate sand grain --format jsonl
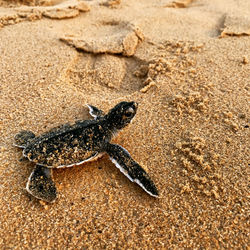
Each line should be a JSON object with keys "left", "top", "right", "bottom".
{"left": 0, "top": 0, "right": 249, "bottom": 249}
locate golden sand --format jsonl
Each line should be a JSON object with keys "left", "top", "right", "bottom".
{"left": 0, "top": 0, "right": 249, "bottom": 248}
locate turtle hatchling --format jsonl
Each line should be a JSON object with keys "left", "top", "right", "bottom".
{"left": 14, "top": 101, "right": 159, "bottom": 202}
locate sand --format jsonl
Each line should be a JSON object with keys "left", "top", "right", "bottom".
{"left": 0, "top": 0, "right": 249, "bottom": 248}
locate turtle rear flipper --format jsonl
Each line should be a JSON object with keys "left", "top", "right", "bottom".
{"left": 86, "top": 104, "right": 105, "bottom": 120}
{"left": 26, "top": 165, "right": 57, "bottom": 203}
{"left": 14, "top": 130, "right": 35, "bottom": 148}
{"left": 106, "top": 143, "right": 159, "bottom": 197}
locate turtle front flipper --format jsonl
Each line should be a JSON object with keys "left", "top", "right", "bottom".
{"left": 26, "top": 165, "right": 57, "bottom": 202}
{"left": 105, "top": 143, "right": 159, "bottom": 197}
{"left": 14, "top": 130, "right": 35, "bottom": 148}
{"left": 86, "top": 104, "right": 105, "bottom": 120}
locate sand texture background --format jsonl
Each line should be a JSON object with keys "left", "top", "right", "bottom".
{"left": 0, "top": 0, "right": 249, "bottom": 248}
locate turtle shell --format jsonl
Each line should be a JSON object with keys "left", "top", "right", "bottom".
{"left": 23, "top": 120, "right": 110, "bottom": 168}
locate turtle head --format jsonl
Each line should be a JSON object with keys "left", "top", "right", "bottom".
{"left": 106, "top": 101, "right": 138, "bottom": 130}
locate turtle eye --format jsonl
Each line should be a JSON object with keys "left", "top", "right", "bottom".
{"left": 124, "top": 107, "right": 134, "bottom": 117}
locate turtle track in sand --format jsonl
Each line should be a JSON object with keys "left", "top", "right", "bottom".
{"left": 58, "top": 19, "right": 147, "bottom": 100}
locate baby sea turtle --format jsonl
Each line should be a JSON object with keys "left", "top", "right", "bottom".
{"left": 14, "top": 101, "right": 159, "bottom": 202}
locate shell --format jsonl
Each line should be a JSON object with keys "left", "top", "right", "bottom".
{"left": 23, "top": 119, "right": 110, "bottom": 168}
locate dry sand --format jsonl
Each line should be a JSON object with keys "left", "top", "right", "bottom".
{"left": 0, "top": 0, "right": 249, "bottom": 248}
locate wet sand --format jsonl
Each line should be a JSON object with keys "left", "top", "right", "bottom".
{"left": 0, "top": 0, "right": 249, "bottom": 248}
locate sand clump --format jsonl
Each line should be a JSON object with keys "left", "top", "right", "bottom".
{"left": 174, "top": 136, "right": 222, "bottom": 199}
{"left": 220, "top": 14, "right": 250, "bottom": 37}
{"left": 100, "top": 0, "right": 121, "bottom": 8}
{"left": 165, "top": 0, "right": 196, "bottom": 8}
{"left": 60, "top": 22, "right": 144, "bottom": 56}
{"left": 42, "top": 0, "right": 90, "bottom": 19}
{"left": 0, "top": 0, "right": 89, "bottom": 27}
